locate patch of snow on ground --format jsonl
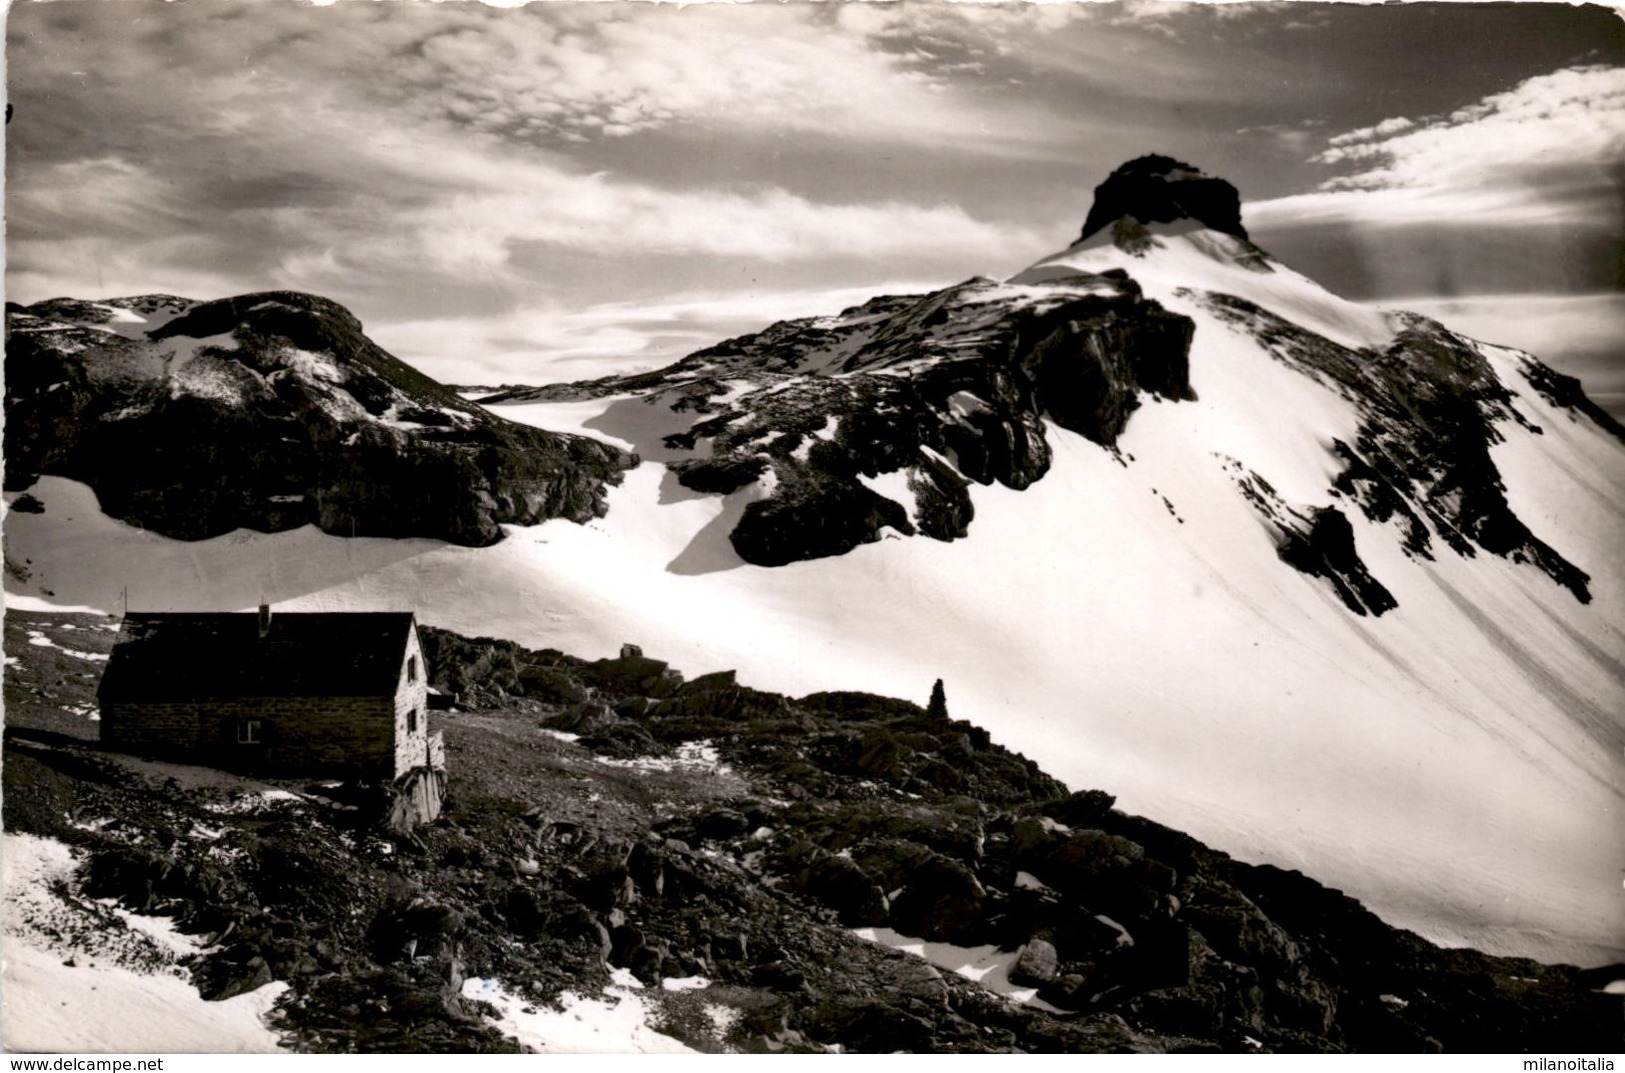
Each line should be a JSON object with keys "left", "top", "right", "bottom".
{"left": 25, "top": 629, "right": 109, "bottom": 661}
{"left": 1014, "top": 229, "right": 1396, "bottom": 351}
{"left": 540, "top": 728, "right": 582, "bottom": 743}
{"left": 168, "top": 353, "right": 246, "bottom": 405}
{"left": 856, "top": 469, "right": 918, "bottom": 524}
{"left": 661, "top": 975, "right": 710, "bottom": 992}
{"left": 88, "top": 303, "right": 151, "bottom": 339}
{"left": 595, "top": 740, "right": 731, "bottom": 776}
{"left": 280, "top": 347, "right": 345, "bottom": 384}
{"left": 1, "top": 833, "right": 286, "bottom": 1052}
{"left": 378, "top": 403, "right": 435, "bottom": 432}
{"left": 791, "top": 415, "right": 842, "bottom": 462}
{"left": 703, "top": 1003, "right": 740, "bottom": 1037}
{"left": 461, "top": 976, "right": 695, "bottom": 1054}
{"left": 962, "top": 281, "right": 1117, "bottom": 308}
{"left": 203, "top": 789, "right": 305, "bottom": 814}
{"left": 852, "top": 926, "right": 1068, "bottom": 1014}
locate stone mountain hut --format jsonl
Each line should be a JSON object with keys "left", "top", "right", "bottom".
{"left": 97, "top": 605, "right": 444, "bottom": 785}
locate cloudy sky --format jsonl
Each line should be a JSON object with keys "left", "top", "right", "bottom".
{"left": 7, "top": 1, "right": 1623, "bottom": 408}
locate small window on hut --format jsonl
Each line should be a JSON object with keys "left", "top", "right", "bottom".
{"left": 408, "top": 708, "right": 418, "bottom": 734}
{"left": 407, "top": 656, "right": 418, "bottom": 682}
{"left": 238, "top": 719, "right": 262, "bottom": 745}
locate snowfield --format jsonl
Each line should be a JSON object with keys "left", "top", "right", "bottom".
{"left": 7, "top": 230, "right": 1622, "bottom": 968}
{"left": 460, "top": 971, "right": 696, "bottom": 1054}
{"left": 1, "top": 833, "right": 288, "bottom": 1053}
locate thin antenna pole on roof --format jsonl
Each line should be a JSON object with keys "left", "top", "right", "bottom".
{"left": 121, "top": 585, "right": 128, "bottom": 616}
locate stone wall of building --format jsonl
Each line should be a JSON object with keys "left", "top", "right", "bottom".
{"left": 392, "top": 626, "right": 434, "bottom": 777}
{"left": 99, "top": 621, "right": 436, "bottom": 780}
{"left": 102, "top": 695, "right": 398, "bottom": 778}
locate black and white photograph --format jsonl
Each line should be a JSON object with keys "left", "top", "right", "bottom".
{"left": 2, "top": 0, "right": 1622, "bottom": 1055}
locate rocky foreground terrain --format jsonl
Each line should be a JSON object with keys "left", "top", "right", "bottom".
{"left": 4, "top": 609, "right": 1620, "bottom": 1053}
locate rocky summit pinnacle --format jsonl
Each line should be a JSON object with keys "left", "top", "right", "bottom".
{"left": 1078, "top": 155, "right": 1248, "bottom": 242}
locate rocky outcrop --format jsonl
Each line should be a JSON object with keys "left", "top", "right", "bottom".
{"left": 1276, "top": 508, "right": 1399, "bottom": 617}
{"left": 489, "top": 271, "right": 1194, "bottom": 567}
{"left": 4, "top": 292, "right": 633, "bottom": 546}
{"left": 1204, "top": 294, "right": 1592, "bottom": 604}
{"left": 1078, "top": 155, "right": 1249, "bottom": 243}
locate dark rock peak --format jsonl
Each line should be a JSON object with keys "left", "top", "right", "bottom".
{"left": 1079, "top": 155, "right": 1249, "bottom": 243}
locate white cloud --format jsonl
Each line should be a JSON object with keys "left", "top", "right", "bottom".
{"left": 1249, "top": 65, "right": 1625, "bottom": 230}
{"left": 306, "top": 4, "right": 975, "bottom": 149}
{"left": 4, "top": 2, "right": 1043, "bottom": 316}
{"left": 1325, "top": 115, "right": 1415, "bottom": 149}
{"left": 369, "top": 281, "right": 948, "bottom": 387}
{"left": 246, "top": 130, "right": 1038, "bottom": 302}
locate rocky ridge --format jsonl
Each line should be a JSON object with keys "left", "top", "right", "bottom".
{"left": 485, "top": 271, "right": 1196, "bottom": 566}
{"left": 6, "top": 611, "right": 1620, "bottom": 1053}
{"left": 1199, "top": 293, "right": 1603, "bottom": 608}
{"left": 4, "top": 292, "right": 634, "bottom": 546}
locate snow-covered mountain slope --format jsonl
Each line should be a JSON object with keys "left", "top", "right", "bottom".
{"left": 6, "top": 158, "right": 1623, "bottom": 966}
{"left": 4, "top": 292, "right": 632, "bottom": 546}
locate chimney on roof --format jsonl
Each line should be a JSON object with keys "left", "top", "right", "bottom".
{"left": 258, "top": 603, "right": 272, "bottom": 639}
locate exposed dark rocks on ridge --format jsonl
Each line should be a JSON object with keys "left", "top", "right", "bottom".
{"left": 7, "top": 610, "right": 1619, "bottom": 1053}
{"left": 1276, "top": 508, "right": 1400, "bottom": 617}
{"left": 489, "top": 271, "right": 1195, "bottom": 567}
{"left": 1202, "top": 293, "right": 1592, "bottom": 605}
{"left": 4, "top": 292, "right": 633, "bottom": 546}
{"left": 1516, "top": 355, "right": 1625, "bottom": 447}
{"left": 1078, "top": 156, "right": 1249, "bottom": 243}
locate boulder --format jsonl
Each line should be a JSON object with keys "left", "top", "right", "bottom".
{"left": 1040, "top": 829, "right": 1145, "bottom": 897}
{"left": 1045, "top": 790, "right": 1118, "bottom": 827}
{"left": 681, "top": 670, "right": 738, "bottom": 693}
{"left": 850, "top": 839, "right": 935, "bottom": 892}
{"left": 801, "top": 855, "right": 889, "bottom": 926}
{"left": 200, "top": 955, "right": 275, "bottom": 1001}
{"left": 1050, "top": 906, "right": 1133, "bottom": 961}
{"left": 695, "top": 807, "right": 753, "bottom": 842}
{"left": 546, "top": 700, "right": 615, "bottom": 734}
{"left": 1010, "top": 939, "right": 1061, "bottom": 986}
{"left": 1009, "top": 817, "right": 1059, "bottom": 865}
{"left": 889, "top": 856, "right": 987, "bottom": 946}
{"left": 518, "top": 666, "right": 587, "bottom": 705}
{"left": 586, "top": 654, "right": 673, "bottom": 694}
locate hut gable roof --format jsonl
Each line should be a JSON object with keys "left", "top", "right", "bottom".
{"left": 98, "top": 611, "right": 417, "bottom": 702}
